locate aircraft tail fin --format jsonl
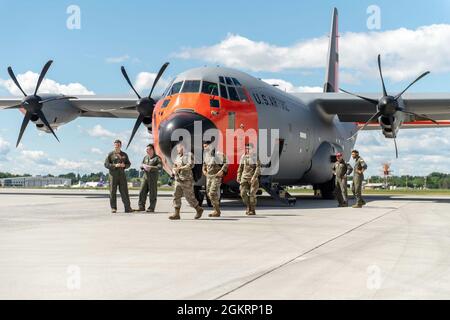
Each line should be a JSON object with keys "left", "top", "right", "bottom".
{"left": 323, "top": 8, "right": 339, "bottom": 93}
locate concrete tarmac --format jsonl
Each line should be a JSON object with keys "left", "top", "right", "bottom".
{"left": 0, "top": 188, "right": 449, "bottom": 299}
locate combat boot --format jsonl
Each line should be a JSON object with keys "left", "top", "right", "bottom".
{"left": 209, "top": 205, "right": 221, "bottom": 217}
{"left": 169, "top": 208, "right": 181, "bottom": 220}
{"left": 245, "top": 205, "right": 250, "bottom": 215}
{"left": 361, "top": 200, "right": 367, "bottom": 206}
{"left": 248, "top": 205, "right": 256, "bottom": 215}
{"left": 352, "top": 204, "right": 362, "bottom": 208}
{"left": 194, "top": 206, "right": 204, "bottom": 219}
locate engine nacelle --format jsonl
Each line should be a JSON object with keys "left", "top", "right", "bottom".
{"left": 33, "top": 94, "right": 81, "bottom": 132}
{"left": 379, "top": 113, "right": 403, "bottom": 138}
{"left": 142, "top": 116, "right": 152, "bottom": 132}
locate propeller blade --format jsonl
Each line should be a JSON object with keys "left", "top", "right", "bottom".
{"left": 394, "top": 71, "right": 430, "bottom": 100}
{"left": 388, "top": 116, "right": 399, "bottom": 158}
{"left": 39, "top": 96, "right": 77, "bottom": 104}
{"left": 402, "top": 111, "right": 439, "bottom": 125}
{"left": 126, "top": 114, "right": 145, "bottom": 149}
{"left": 377, "top": 54, "right": 388, "bottom": 96}
{"left": 393, "top": 136, "right": 398, "bottom": 159}
{"left": 148, "top": 62, "right": 169, "bottom": 98}
{"left": 34, "top": 60, "right": 53, "bottom": 96}
{"left": 7, "top": 66, "right": 27, "bottom": 96}
{"left": 121, "top": 66, "right": 141, "bottom": 99}
{"left": 36, "top": 109, "right": 60, "bottom": 143}
{"left": 16, "top": 112, "right": 32, "bottom": 147}
{"left": 339, "top": 88, "right": 379, "bottom": 105}
{"left": 347, "top": 111, "right": 382, "bottom": 140}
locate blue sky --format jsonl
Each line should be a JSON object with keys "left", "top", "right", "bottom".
{"left": 1, "top": 0, "right": 450, "bottom": 176}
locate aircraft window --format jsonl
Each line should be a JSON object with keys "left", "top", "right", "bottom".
{"left": 161, "top": 99, "right": 170, "bottom": 108}
{"left": 236, "top": 87, "right": 248, "bottom": 102}
{"left": 219, "top": 76, "right": 225, "bottom": 83}
{"left": 162, "top": 78, "right": 174, "bottom": 97}
{"left": 169, "top": 81, "right": 183, "bottom": 95}
{"left": 232, "top": 78, "right": 241, "bottom": 86}
{"left": 201, "top": 81, "right": 219, "bottom": 96}
{"left": 228, "top": 86, "right": 240, "bottom": 101}
{"left": 225, "top": 77, "right": 233, "bottom": 85}
{"left": 219, "top": 84, "right": 228, "bottom": 99}
{"left": 181, "top": 80, "right": 201, "bottom": 93}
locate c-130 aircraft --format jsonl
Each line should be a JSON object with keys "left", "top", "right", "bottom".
{"left": 1, "top": 8, "right": 450, "bottom": 205}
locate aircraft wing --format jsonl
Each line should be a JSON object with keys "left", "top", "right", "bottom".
{"left": 0, "top": 95, "right": 139, "bottom": 119}
{"left": 70, "top": 96, "right": 139, "bottom": 119}
{"left": 0, "top": 98, "right": 22, "bottom": 108}
{"left": 295, "top": 92, "right": 450, "bottom": 128}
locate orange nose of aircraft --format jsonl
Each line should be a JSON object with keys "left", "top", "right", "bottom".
{"left": 152, "top": 71, "right": 259, "bottom": 183}
{"left": 157, "top": 110, "right": 217, "bottom": 160}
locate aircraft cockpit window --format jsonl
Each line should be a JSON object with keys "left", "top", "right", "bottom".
{"left": 225, "top": 77, "right": 233, "bottom": 85}
{"left": 181, "top": 80, "right": 201, "bottom": 93}
{"left": 219, "top": 84, "right": 228, "bottom": 99}
{"left": 236, "top": 87, "right": 248, "bottom": 102}
{"left": 169, "top": 81, "right": 183, "bottom": 95}
{"left": 227, "top": 86, "right": 240, "bottom": 101}
{"left": 232, "top": 78, "right": 241, "bottom": 86}
{"left": 162, "top": 78, "right": 174, "bottom": 97}
{"left": 201, "top": 81, "right": 219, "bottom": 96}
{"left": 219, "top": 76, "right": 225, "bottom": 84}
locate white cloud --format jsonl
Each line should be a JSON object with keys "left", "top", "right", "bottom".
{"left": 262, "top": 79, "right": 322, "bottom": 93}
{"left": 0, "top": 136, "right": 10, "bottom": 160}
{"left": 0, "top": 71, "right": 94, "bottom": 96}
{"left": 175, "top": 24, "right": 450, "bottom": 82}
{"left": 20, "top": 150, "right": 55, "bottom": 166}
{"left": 87, "top": 124, "right": 116, "bottom": 138}
{"left": 134, "top": 72, "right": 170, "bottom": 95}
{"left": 90, "top": 147, "right": 103, "bottom": 155}
{"left": 55, "top": 158, "right": 91, "bottom": 170}
{"left": 105, "top": 54, "right": 130, "bottom": 63}
{"left": 354, "top": 128, "right": 450, "bottom": 176}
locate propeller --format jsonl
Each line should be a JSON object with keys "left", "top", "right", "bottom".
{"left": 340, "top": 54, "right": 435, "bottom": 158}
{"left": 120, "top": 62, "right": 169, "bottom": 149}
{"left": 6, "top": 60, "right": 75, "bottom": 147}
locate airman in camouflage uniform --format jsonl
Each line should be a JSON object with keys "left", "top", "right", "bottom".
{"left": 104, "top": 139, "right": 133, "bottom": 213}
{"left": 169, "top": 143, "right": 204, "bottom": 220}
{"left": 333, "top": 152, "right": 353, "bottom": 207}
{"left": 202, "top": 140, "right": 228, "bottom": 217}
{"left": 351, "top": 149, "right": 368, "bottom": 208}
{"left": 237, "top": 143, "right": 261, "bottom": 215}
{"left": 138, "top": 144, "right": 162, "bottom": 213}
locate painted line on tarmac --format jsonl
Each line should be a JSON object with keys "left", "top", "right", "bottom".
{"left": 214, "top": 202, "right": 409, "bottom": 299}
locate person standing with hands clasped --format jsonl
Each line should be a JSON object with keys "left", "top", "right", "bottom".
{"left": 104, "top": 139, "right": 133, "bottom": 213}
{"left": 138, "top": 144, "right": 162, "bottom": 213}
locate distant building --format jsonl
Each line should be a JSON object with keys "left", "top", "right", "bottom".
{"left": 0, "top": 176, "right": 71, "bottom": 188}
{"left": 364, "top": 182, "right": 385, "bottom": 190}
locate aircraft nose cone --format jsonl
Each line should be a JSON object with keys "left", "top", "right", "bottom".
{"left": 158, "top": 111, "right": 217, "bottom": 159}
